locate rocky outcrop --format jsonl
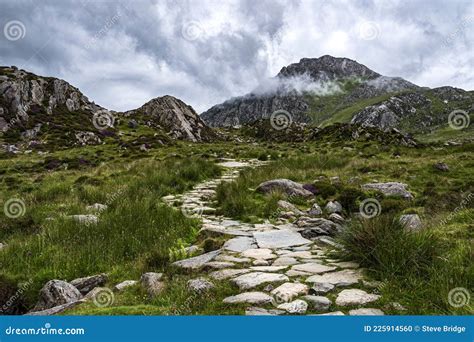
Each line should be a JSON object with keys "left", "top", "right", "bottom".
{"left": 122, "top": 96, "right": 215, "bottom": 142}
{"left": 0, "top": 67, "right": 217, "bottom": 150}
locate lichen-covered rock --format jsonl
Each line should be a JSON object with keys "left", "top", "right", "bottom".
{"left": 361, "top": 182, "right": 414, "bottom": 199}
{"left": 33, "top": 280, "right": 83, "bottom": 311}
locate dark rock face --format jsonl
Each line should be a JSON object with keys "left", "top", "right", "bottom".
{"left": 122, "top": 95, "right": 216, "bottom": 142}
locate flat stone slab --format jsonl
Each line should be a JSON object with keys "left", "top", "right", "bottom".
{"left": 330, "top": 261, "right": 360, "bottom": 269}
{"left": 204, "top": 261, "right": 235, "bottom": 269}
{"left": 271, "top": 282, "right": 309, "bottom": 302}
{"left": 218, "top": 161, "right": 249, "bottom": 168}
{"left": 306, "top": 269, "right": 363, "bottom": 286}
{"left": 215, "top": 255, "right": 251, "bottom": 263}
{"left": 277, "top": 299, "right": 308, "bottom": 314}
{"left": 172, "top": 250, "right": 220, "bottom": 269}
{"left": 245, "top": 307, "right": 285, "bottom": 316}
{"left": 283, "top": 251, "right": 314, "bottom": 259}
{"left": 232, "top": 272, "right": 289, "bottom": 290}
{"left": 209, "top": 268, "right": 251, "bottom": 280}
{"left": 272, "top": 256, "right": 298, "bottom": 266}
{"left": 250, "top": 266, "right": 289, "bottom": 272}
{"left": 223, "top": 292, "right": 274, "bottom": 305}
{"left": 286, "top": 270, "right": 312, "bottom": 277}
{"left": 223, "top": 237, "right": 257, "bottom": 252}
{"left": 241, "top": 248, "right": 276, "bottom": 260}
{"left": 291, "top": 263, "right": 337, "bottom": 274}
{"left": 349, "top": 308, "right": 384, "bottom": 315}
{"left": 253, "top": 230, "right": 311, "bottom": 249}
{"left": 335, "top": 289, "right": 381, "bottom": 306}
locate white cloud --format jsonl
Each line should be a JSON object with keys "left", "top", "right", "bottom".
{"left": 0, "top": 0, "right": 472, "bottom": 113}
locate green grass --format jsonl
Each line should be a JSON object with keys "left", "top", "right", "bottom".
{"left": 0, "top": 156, "right": 221, "bottom": 311}
{"left": 338, "top": 213, "right": 473, "bottom": 315}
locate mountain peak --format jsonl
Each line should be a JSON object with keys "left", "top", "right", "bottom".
{"left": 277, "top": 55, "right": 380, "bottom": 81}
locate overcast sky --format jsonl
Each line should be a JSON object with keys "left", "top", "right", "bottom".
{"left": 0, "top": 0, "right": 472, "bottom": 112}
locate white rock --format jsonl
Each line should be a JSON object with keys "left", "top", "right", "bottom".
{"left": 223, "top": 292, "right": 274, "bottom": 304}
{"left": 70, "top": 214, "right": 98, "bottom": 225}
{"left": 306, "top": 269, "right": 363, "bottom": 286}
{"left": 315, "top": 311, "right": 345, "bottom": 316}
{"left": 253, "top": 229, "right": 311, "bottom": 249}
{"left": 209, "top": 269, "right": 251, "bottom": 280}
{"left": 325, "top": 201, "right": 342, "bottom": 214}
{"left": 286, "top": 270, "right": 312, "bottom": 277}
{"left": 272, "top": 256, "right": 298, "bottom": 266}
{"left": 86, "top": 203, "right": 107, "bottom": 212}
{"left": 250, "top": 266, "right": 288, "bottom": 272}
{"left": 272, "top": 282, "right": 309, "bottom": 302}
{"left": 277, "top": 299, "right": 308, "bottom": 314}
{"left": 291, "top": 263, "right": 337, "bottom": 274}
{"left": 361, "top": 182, "right": 413, "bottom": 199}
{"left": 223, "top": 236, "right": 257, "bottom": 252}
{"left": 335, "top": 289, "right": 381, "bottom": 306}
{"left": 204, "top": 261, "right": 235, "bottom": 269}
{"left": 114, "top": 280, "right": 137, "bottom": 292}
{"left": 241, "top": 248, "right": 276, "bottom": 260}
{"left": 349, "top": 308, "right": 384, "bottom": 315}
{"left": 172, "top": 250, "right": 220, "bottom": 269}
{"left": 215, "top": 255, "right": 251, "bottom": 263}
{"left": 232, "top": 272, "right": 289, "bottom": 290}
{"left": 310, "top": 282, "right": 335, "bottom": 294}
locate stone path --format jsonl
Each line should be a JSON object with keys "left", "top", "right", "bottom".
{"left": 163, "top": 159, "right": 385, "bottom": 316}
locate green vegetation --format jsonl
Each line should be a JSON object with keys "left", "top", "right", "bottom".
{"left": 0, "top": 132, "right": 472, "bottom": 315}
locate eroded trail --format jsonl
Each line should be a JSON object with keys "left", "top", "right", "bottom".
{"left": 163, "top": 159, "right": 386, "bottom": 315}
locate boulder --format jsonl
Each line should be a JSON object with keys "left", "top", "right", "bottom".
{"left": 70, "top": 273, "right": 108, "bottom": 295}
{"left": 361, "top": 182, "right": 413, "bottom": 199}
{"left": 297, "top": 217, "right": 341, "bottom": 237}
{"left": 140, "top": 272, "right": 165, "bottom": 297}
{"left": 28, "top": 300, "right": 84, "bottom": 316}
{"left": 256, "top": 179, "right": 313, "bottom": 197}
{"left": 399, "top": 214, "right": 423, "bottom": 232}
{"left": 325, "top": 201, "right": 342, "bottom": 214}
{"left": 33, "top": 280, "right": 83, "bottom": 311}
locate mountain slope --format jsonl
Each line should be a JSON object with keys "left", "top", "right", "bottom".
{"left": 0, "top": 66, "right": 215, "bottom": 151}
{"left": 201, "top": 55, "right": 472, "bottom": 135}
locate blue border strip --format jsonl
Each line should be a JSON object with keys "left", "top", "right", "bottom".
{"left": 0, "top": 316, "right": 472, "bottom": 342}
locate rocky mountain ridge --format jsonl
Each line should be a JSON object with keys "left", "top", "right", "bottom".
{"left": 0, "top": 66, "right": 214, "bottom": 152}
{"left": 201, "top": 55, "right": 472, "bottom": 134}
